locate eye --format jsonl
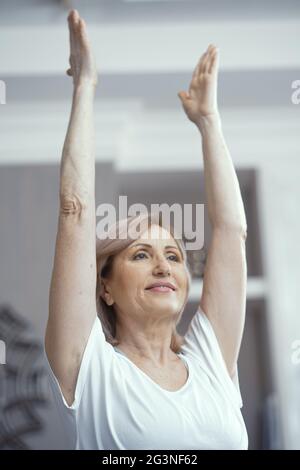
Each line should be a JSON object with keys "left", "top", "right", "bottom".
{"left": 133, "top": 251, "right": 180, "bottom": 262}
{"left": 133, "top": 251, "right": 148, "bottom": 260}
{"left": 168, "top": 253, "right": 180, "bottom": 262}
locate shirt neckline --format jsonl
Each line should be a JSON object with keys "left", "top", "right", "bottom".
{"left": 113, "top": 347, "right": 191, "bottom": 395}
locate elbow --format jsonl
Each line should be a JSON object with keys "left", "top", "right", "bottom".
{"left": 238, "top": 224, "right": 247, "bottom": 241}
{"left": 59, "top": 193, "right": 88, "bottom": 217}
{"left": 234, "top": 225, "right": 248, "bottom": 242}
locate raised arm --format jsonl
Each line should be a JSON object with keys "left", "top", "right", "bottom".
{"left": 45, "top": 9, "right": 98, "bottom": 405}
{"left": 178, "top": 45, "right": 247, "bottom": 377}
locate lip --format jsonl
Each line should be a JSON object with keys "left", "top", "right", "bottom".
{"left": 145, "top": 281, "right": 176, "bottom": 291}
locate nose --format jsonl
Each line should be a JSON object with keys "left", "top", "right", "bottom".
{"left": 152, "top": 256, "right": 171, "bottom": 276}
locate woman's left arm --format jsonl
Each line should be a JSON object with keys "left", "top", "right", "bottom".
{"left": 178, "top": 45, "right": 247, "bottom": 377}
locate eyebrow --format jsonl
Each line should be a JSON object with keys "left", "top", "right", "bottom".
{"left": 130, "top": 243, "right": 180, "bottom": 251}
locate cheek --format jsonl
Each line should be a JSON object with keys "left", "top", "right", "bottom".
{"left": 178, "top": 270, "right": 189, "bottom": 296}
{"left": 116, "top": 262, "right": 145, "bottom": 290}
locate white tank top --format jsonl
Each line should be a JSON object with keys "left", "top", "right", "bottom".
{"left": 45, "top": 306, "right": 248, "bottom": 450}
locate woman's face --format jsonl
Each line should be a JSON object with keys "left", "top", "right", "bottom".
{"left": 102, "top": 224, "right": 189, "bottom": 322}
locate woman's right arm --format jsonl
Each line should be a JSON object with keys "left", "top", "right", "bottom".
{"left": 45, "top": 9, "right": 98, "bottom": 406}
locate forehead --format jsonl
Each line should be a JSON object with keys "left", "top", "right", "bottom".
{"left": 139, "top": 224, "right": 174, "bottom": 242}
{"left": 126, "top": 224, "right": 179, "bottom": 252}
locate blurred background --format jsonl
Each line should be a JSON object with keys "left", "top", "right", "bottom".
{"left": 0, "top": 0, "right": 300, "bottom": 450}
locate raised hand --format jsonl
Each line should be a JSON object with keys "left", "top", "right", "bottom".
{"left": 66, "top": 9, "right": 97, "bottom": 88}
{"left": 178, "top": 44, "right": 219, "bottom": 124}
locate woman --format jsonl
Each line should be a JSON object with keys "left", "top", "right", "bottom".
{"left": 45, "top": 9, "right": 248, "bottom": 450}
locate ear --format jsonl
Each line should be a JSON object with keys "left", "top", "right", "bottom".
{"left": 100, "top": 279, "right": 114, "bottom": 306}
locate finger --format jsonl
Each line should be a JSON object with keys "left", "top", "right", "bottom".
{"left": 70, "top": 9, "right": 80, "bottom": 23}
{"left": 178, "top": 91, "right": 190, "bottom": 103}
{"left": 199, "top": 44, "right": 214, "bottom": 74}
{"left": 69, "top": 12, "right": 81, "bottom": 58}
{"left": 199, "top": 51, "right": 209, "bottom": 74}
{"left": 208, "top": 48, "right": 219, "bottom": 74}
{"left": 69, "top": 9, "right": 80, "bottom": 33}
{"left": 68, "top": 10, "right": 80, "bottom": 51}
{"left": 78, "top": 18, "right": 90, "bottom": 46}
{"left": 207, "top": 43, "right": 215, "bottom": 53}
{"left": 202, "top": 45, "right": 215, "bottom": 73}
{"left": 201, "top": 52, "right": 211, "bottom": 74}
{"left": 68, "top": 9, "right": 79, "bottom": 29}
{"left": 79, "top": 18, "right": 86, "bottom": 31}
{"left": 67, "top": 9, "right": 75, "bottom": 22}
{"left": 68, "top": 14, "right": 75, "bottom": 54}
{"left": 203, "top": 45, "right": 217, "bottom": 73}
{"left": 192, "top": 52, "right": 206, "bottom": 80}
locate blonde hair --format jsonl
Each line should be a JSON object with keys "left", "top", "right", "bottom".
{"left": 96, "top": 211, "right": 192, "bottom": 353}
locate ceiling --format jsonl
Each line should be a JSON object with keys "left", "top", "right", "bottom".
{"left": 0, "top": 0, "right": 299, "bottom": 25}
{"left": 1, "top": 0, "right": 299, "bottom": 166}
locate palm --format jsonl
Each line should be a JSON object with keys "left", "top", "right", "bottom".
{"left": 67, "top": 10, "right": 97, "bottom": 87}
{"left": 178, "top": 44, "right": 219, "bottom": 123}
